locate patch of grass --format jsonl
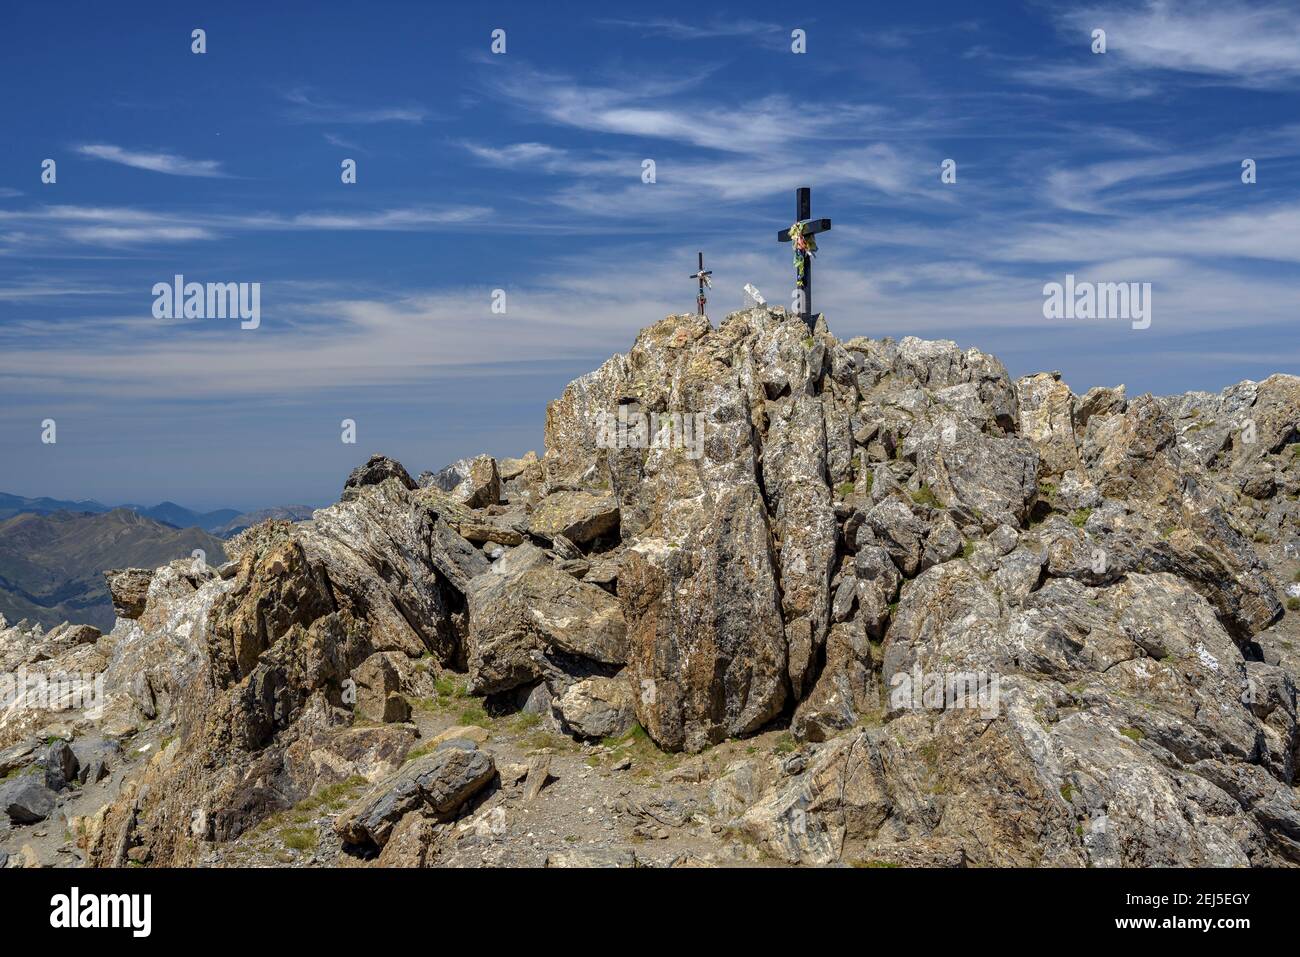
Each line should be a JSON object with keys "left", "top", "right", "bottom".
{"left": 1292, "top": 569, "right": 1300, "bottom": 582}
{"left": 837, "top": 481, "right": 856, "bottom": 497}
{"left": 600, "top": 722, "right": 651, "bottom": 750}
{"left": 960, "top": 540, "right": 975, "bottom": 560}
{"left": 773, "top": 732, "right": 797, "bottom": 756}
{"left": 1287, "top": 597, "right": 1300, "bottom": 613}
{"left": 852, "top": 859, "right": 902, "bottom": 868}
{"left": 1254, "top": 531, "right": 1272, "bottom": 544}
{"left": 1070, "top": 508, "right": 1092, "bottom": 528}
{"left": 864, "top": 471, "right": 875, "bottom": 495}
{"left": 280, "top": 827, "right": 318, "bottom": 852}
{"left": 1038, "top": 481, "right": 1057, "bottom": 501}
{"left": 1119, "top": 726, "right": 1145, "bottom": 742}
{"left": 508, "top": 712, "right": 542, "bottom": 732}
{"left": 856, "top": 706, "right": 884, "bottom": 729}
{"left": 294, "top": 775, "right": 368, "bottom": 814}
{"left": 918, "top": 741, "right": 940, "bottom": 768}
{"left": 410, "top": 696, "right": 441, "bottom": 714}
{"left": 802, "top": 335, "right": 814, "bottom": 348}
{"left": 405, "top": 742, "right": 437, "bottom": 762}
{"left": 910, "top": 484, "right": 940, "bottom": 508}
{"left": 458, "top": 704, "right": 491, "bottom": 728}
{"left": 1059, "top": 784, "right": 1076, "bottom": 803}
{"left": 433, "top": 675, "right": 469, "bottom": 699}
{"left": 522, "top": 728, "right": 578, "bottom": 753}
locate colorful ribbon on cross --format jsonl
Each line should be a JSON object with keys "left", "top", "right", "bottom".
{"left": 788, "top": 221, "right": 818, "bottom": 287}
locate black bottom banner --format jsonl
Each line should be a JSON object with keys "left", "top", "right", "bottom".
{"left": 0, "top": 865, "right": 1289, "bottom": 945}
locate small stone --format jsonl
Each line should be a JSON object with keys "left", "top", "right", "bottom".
{"left": 44, "top": 739, "right": 79, "bottom": 792}
{"left": 525, "top": 754, "right": 552, "bottom": 803}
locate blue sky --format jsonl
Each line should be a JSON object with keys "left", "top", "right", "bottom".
{"left": 1, "top": 0, "right": 1298, "bottom": 510}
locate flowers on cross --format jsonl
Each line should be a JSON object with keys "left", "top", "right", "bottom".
{"left": 789, "top": 221, "right": 818, "bottom": 287}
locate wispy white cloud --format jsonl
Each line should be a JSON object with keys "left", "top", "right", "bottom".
{"left": 323, "top": 132, "right": 365, "bottom": 153}
{"left": 65, "top": 225, "right": 215, "bottom": 244}
{"left": 282, "top": 88, "right": 429, "bottom": 124}
{"left": 0, "top": 203, "right": 494, "bottom": 249}
{"left": 76, "top": 144, "right": 227, "bottom": 178}
{"left": 485, "top": 64, "right": 889, "bottom": 154}
{"left": 462, "top": 142, "right": 568, "bottom": 168}
{"left": 989, "top": 200, "right": 1300, "bottom": 264}
{"left": 1026, "top": 1, "right": 1300, "bottom": 94}
{"left": 597, "top": 17, "right": 785, "bottom": 46}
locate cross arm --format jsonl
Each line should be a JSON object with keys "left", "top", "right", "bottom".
{"left": 777, "top": 218, "right": 832, "bottom": 242}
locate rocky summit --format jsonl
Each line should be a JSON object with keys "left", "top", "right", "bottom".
{"left": 2, "top": 305, "right": 1298, "bottom": 869}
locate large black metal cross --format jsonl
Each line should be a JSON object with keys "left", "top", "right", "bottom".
{"left": 777, "top": 186, "right": 831, "bottom": 327}
{"left": 689, "top": 250, "right": 712, "bottom": 316}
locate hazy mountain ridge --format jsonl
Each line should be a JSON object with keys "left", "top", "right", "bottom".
{"left": 0, "top": 508, "right": 227, "bottom": 631}
{"left": 0, "top": 492, "right": 314, "bottom": 536}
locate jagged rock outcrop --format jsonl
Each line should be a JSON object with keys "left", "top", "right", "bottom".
{"left": 5, "top": 304, "right": 1296, "bottom": 869}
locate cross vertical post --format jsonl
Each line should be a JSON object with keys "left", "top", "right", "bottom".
{"left": 689, "top": 251, "right": 712, "bottom": 317}
{"left": 796, "top": 187, "right": 811, "bottom": 321}
{"left": 777, "top": 186, "right": 832, "bottom": 328}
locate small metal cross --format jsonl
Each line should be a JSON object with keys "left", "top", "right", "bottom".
{"left": 689, "top": 251, "right": 712, "bottom": 316}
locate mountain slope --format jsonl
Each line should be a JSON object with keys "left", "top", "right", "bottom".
{"left": 0, "top": 508, "right": 227, "bottom": 630}
{"left": 214, "top": 505, "right": 316, "bottom": 538}
{"left": 0, "top": 492, "right": 113, "bottom": 521}
{"left": 131, "top": 501, "right": 241, "bottom": 531}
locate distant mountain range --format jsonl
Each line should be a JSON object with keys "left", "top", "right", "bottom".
{"left": 0, "top": 509, "right": 229, "bottom": 631}
{"left": 0, "top": 495, "right": 318, "bottom": 631}
{"left": 0, "top": 492, "right": 316, "bottom": 537}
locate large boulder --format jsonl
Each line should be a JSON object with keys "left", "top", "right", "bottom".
{"left": 527, "top": 491, "right": 619, "bottom": 546}
{"left": 465, "top": 544, "right": 628, "bottom": 694}
{"left": 335, "top": 743, "right": 496, "bottom": 849}
{"left": 552, "top": 675, "right": 637, "bottom": 740}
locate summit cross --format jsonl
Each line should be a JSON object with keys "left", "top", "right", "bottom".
{"left": 689, "top": 251, "right": 712, "bottom": 316}
{"left": 776, "top": 186, "right": 832, "bottom": 328}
